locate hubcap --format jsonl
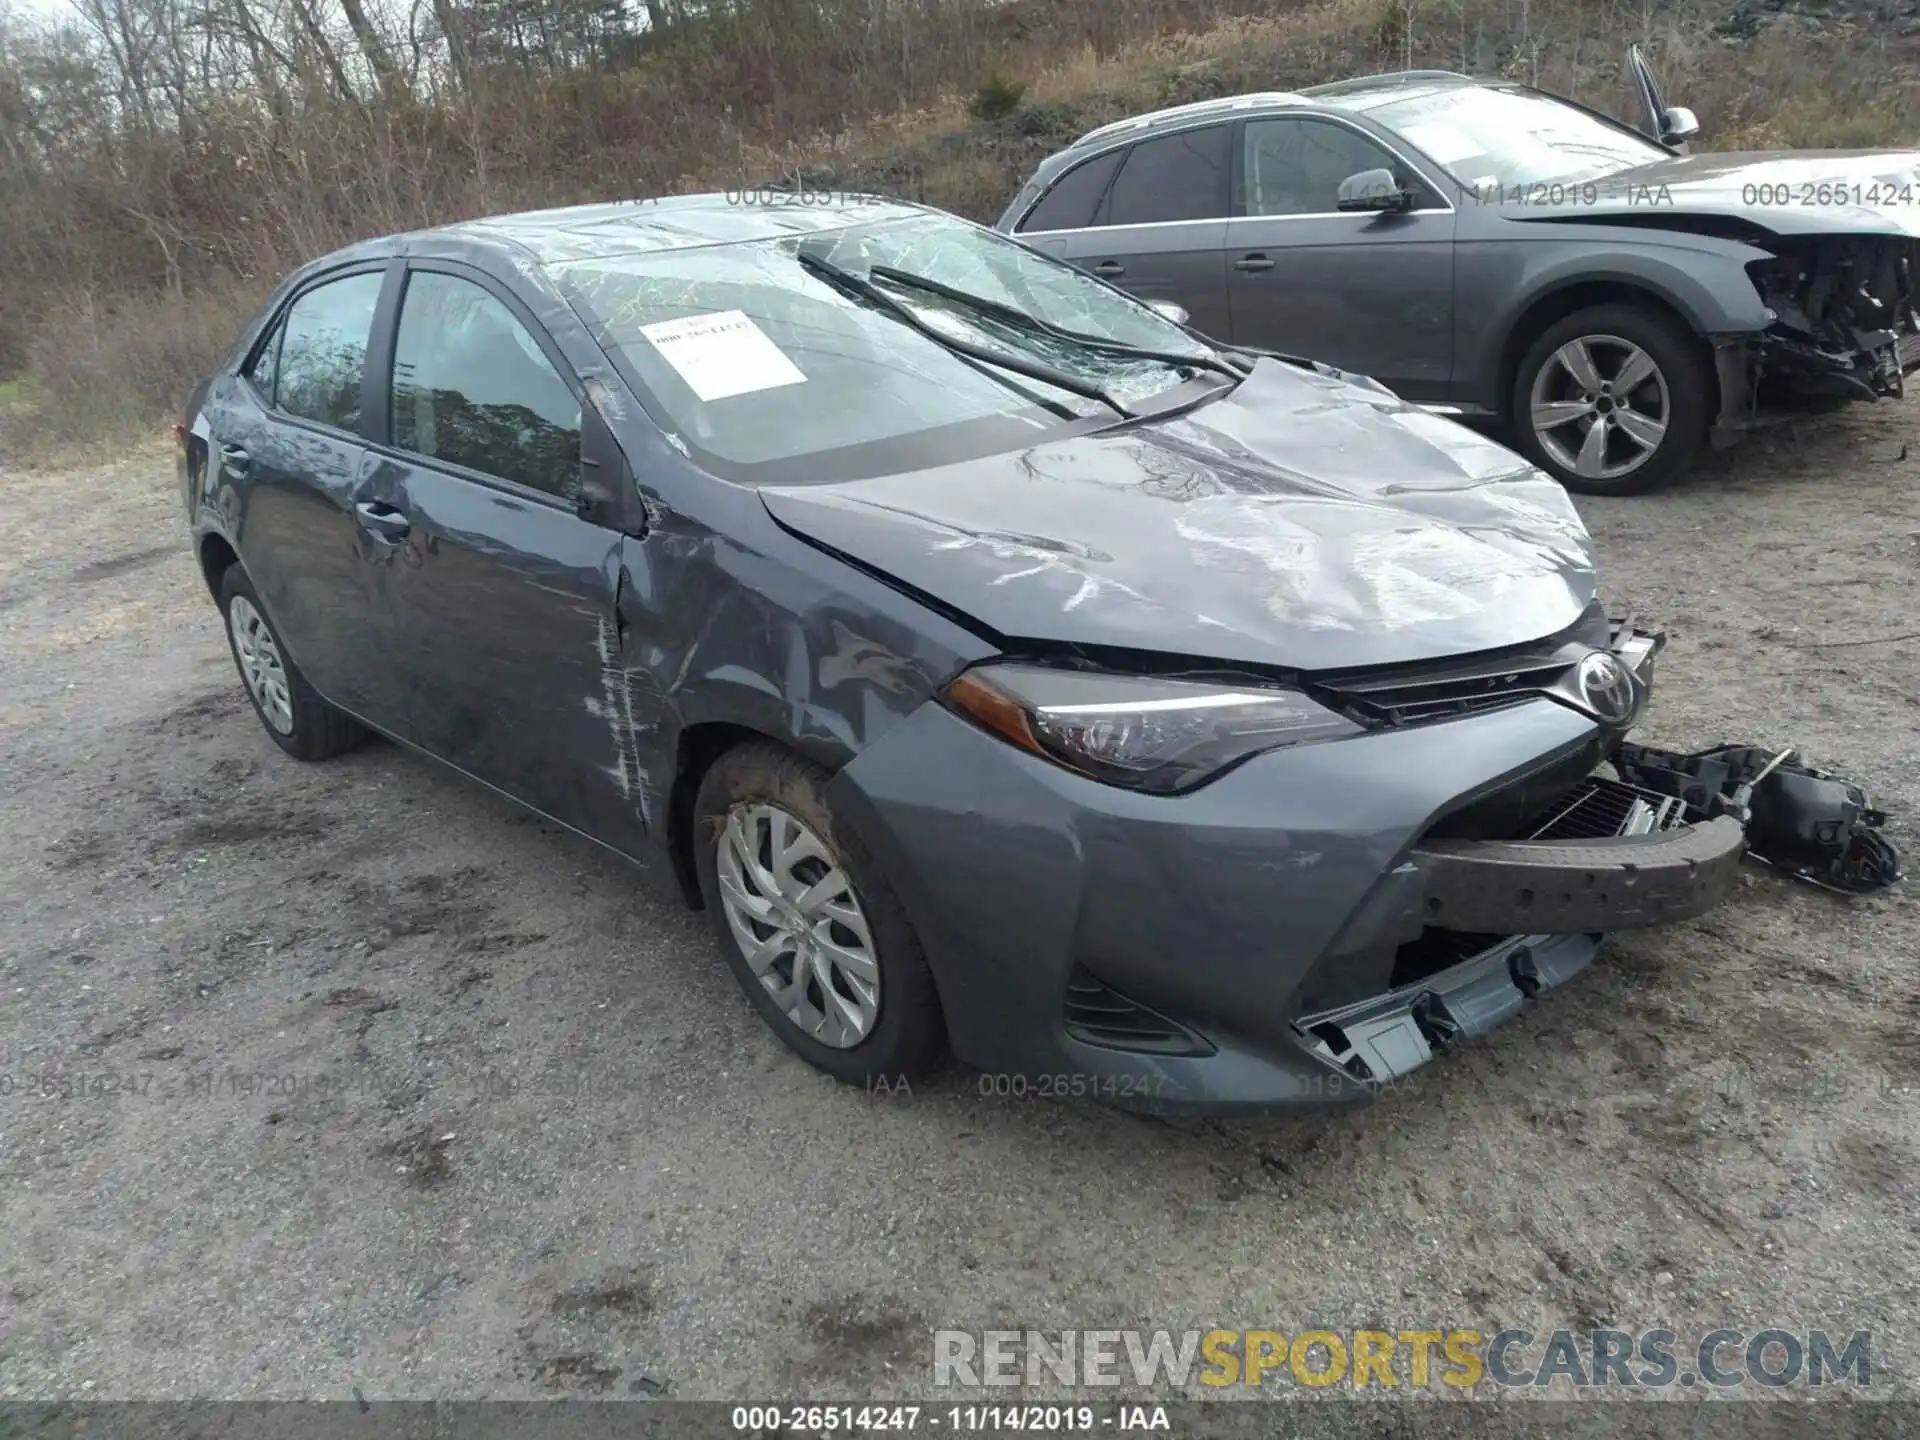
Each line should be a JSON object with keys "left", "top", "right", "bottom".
{"left": 716, "top": 803, "right": 880, "bottom": 1049}
{"left": 1529, "top": 334, "right": 1670, "bottom": 482}
{"left": 227, "top": 594, "right": 294, "bottom": 735}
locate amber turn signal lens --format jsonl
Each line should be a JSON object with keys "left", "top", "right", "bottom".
{"left": 946, "top": 670, "right": 1046, "bottom": 759}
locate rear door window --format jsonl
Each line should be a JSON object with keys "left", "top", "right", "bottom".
{"left": 275, "top": 271, "right": 383, "bottom": 431}
{"left": 1101, "top": 125, "right": 1230, "bottom": 226}
{"left": 390, "top": 270, "right": 582, "bottom": 499}
{"left": 1019, "top": 148, "right": 1125, "bottom": 233}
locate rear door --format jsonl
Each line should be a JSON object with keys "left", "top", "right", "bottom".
{"left": 1224, "top": 115, "right": 1457, "bottom": 399}
{"left": 205, "top": 264, "right": 408, "bottom": 728}
{"left": 1024, "top": 125, "right": 1233, "bottom": 341}
{"left": 362, "top": 261, "right": 651, "bottom": 852}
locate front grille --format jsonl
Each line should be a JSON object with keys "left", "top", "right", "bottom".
{"left": 1063, "top": 966, "right": 1214, "bottom": 1056}
{"left": 1315, "top": 603, "right": 1611, "bottom": 730}
{"left": 1524, "top": 776, "right": 1687, "bottom": 839}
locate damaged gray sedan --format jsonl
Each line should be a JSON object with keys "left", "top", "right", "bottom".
{"left": 178, "top": 195, "right": 1744, "bottom": 1113}
{"left": 997, "top": 49, "right": 1920, "bottom": 495}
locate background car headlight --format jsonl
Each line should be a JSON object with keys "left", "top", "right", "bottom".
{"left": 945, "top": 663, "right": 1361, "bottom": 794}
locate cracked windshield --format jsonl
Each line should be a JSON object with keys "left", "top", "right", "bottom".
{"left": 558, "top": 213, "right": 1222, "bottom": 475}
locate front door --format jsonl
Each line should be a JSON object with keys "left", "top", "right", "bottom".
{"left": 1224, "top": 116, "right": 1457, "bottom": 400}
{"left": 365, "top": 262, "right": 654, "bottom": 857}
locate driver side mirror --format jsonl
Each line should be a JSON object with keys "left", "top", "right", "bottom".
{"left": 1336, "top": 168, "right": 1414, "bottom": 213}
{"left": 1147, "top": 299, "right": 1190, "bottom": 327}
{"left": 1659, "top": 105, "right": 1700, "bottom": 146}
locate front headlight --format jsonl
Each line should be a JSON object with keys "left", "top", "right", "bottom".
{"left": 944, "top": 663, "right": 1361, "bottom": 794}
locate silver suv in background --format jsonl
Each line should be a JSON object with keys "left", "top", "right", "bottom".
{"left": 996, "top": 52, "right": 1920, "bottom": 494}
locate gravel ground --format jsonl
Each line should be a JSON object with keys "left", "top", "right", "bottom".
{"left": 0, "top": 410, "right": 1915, "bottom": 1413}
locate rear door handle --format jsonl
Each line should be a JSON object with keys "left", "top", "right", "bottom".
{"left": 1234, "top": 254, "right": 1276, "bottom": 273}
{"left": 354, "top": 500, "right": 411, "bottom": 542}
{"left": 219, "top": 444, "right": 250, "bottom": 476}
{"left": 1090, "top": 260, "right": 1126, "bottom": 277}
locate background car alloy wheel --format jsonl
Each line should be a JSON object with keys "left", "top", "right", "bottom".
{"left": 1528, "top": 334, "right": 1670, "bottom": 486}
{"left": 1511, "top": 302, "right": 1710, "bottom": 496}
{"left": 227, "top": 594, "right": 294, "bottom": 735}
{"left": 716, "top": 802, "right": 880, "bottom": 1048}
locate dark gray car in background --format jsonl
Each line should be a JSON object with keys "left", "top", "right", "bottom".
{"left": 179, "top": 194, "right": 1744, "bottom": 1115}
{"left": 996, "top": 51, "right": 1920, "bottom": 494}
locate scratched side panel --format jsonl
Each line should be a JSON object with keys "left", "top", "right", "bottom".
{"left": 608, "top": 457, "right": 999, "bottom": 888}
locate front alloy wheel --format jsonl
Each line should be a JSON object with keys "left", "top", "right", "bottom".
{"left": 1528, "top": 334, "right": 1670, "bottom": 486}
{"left": 716, "top": 802, "right": 881, "bottom": 1048}
{"left": 1511, "top": 302, "right": 1710, "bottom": 496}
{"left": 693, "top": 740, "right": 944, "bottom": 1082}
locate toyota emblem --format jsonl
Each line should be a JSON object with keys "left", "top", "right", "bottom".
{"left": 1576, "top": 650, "right": 1638, "bottom": 725}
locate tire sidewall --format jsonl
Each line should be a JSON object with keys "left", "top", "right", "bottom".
{"left": 1511, "top": 303, "right": 1710, "bottom": 496}
{"left": 693, "top": 743, "right": 940, "bottom": 1082}
{"left": 217, "top": 565, "right": 334, "bottom": 760}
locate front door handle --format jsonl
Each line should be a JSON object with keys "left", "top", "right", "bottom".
{"left": 220, "top": 444, "right": 251, "bottom": 477}
{"left": 1234, "top": 254, "right": 1276, "bottom": 273}
{"left": 1090, "top": 260, "right": 1126, "bottom": 278}
{"left": 354, "top": 500, "right": 411, "bottom": 542}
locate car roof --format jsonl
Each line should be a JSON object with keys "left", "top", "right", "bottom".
{"left": 1035, "top": 71, "right": 1486, "bottom": 177}
{"left": 1302, "top": 70, "right": 1484, "bottom": 111}
{"left": 1068, "top": 91, "right": 1313, "bottom": 149}
{"left": 409, "top": 192, "right": 931, "bottom": 266}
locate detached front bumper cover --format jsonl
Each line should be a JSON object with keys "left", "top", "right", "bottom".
{"left": 1410, "top": 813, "right": 1747, "bottom": 933}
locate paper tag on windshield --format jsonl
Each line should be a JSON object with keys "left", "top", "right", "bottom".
{"left": 638, "top": 310, "right": 806, "bottom": 402}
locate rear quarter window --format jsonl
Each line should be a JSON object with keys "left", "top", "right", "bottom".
{"left": 1019, "top": 148, "right": 1125, "bottom": 233}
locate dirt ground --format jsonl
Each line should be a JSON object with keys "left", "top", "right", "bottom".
{"left": 0, "top": 407, "right": 1916, "bottom": 1412}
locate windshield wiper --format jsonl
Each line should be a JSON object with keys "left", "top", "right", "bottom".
{"left": 795, "top": 249, "right": 1132, "bottom": 420}
{"left": 867, "top": 264, "right": 1243, "bottom": 383}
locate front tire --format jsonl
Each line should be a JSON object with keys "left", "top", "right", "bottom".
{"left": 1510, "top": 302, "right": 1711, "bottom": 496}
{"left": 218, "top": 565, "right": 364, "bottom": 761}
{"left": 693, "top": 741, "right": 944, "bottom": 1084}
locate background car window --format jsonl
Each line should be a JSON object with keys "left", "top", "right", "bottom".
{"left": 1101, "top": 125, "right": 1229, "bottom": 226}
{"left": 391, "top": 272, "right": 582, "bottom": 498}
{"left": 1019, "top": 149, "right": 1124, "bottom": 233}
{"left": 276, "top": 272, "right": 382, "bottom": 430}
{"left": 245, "top": 318, "right": 283, "bottom": 402}
{"left": 1241, "top": 118, "right": 1404, "bottom": 216}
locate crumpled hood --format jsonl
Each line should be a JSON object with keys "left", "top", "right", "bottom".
{"left": 1505, "top": 149, "right": 1920, "bottom": 238}
{"left": 759, "top": 359, "right": 1596, "bottom": 672}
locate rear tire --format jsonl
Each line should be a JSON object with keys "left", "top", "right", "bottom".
{"left": 218, "top": 565, "right": 364, "bottom": 761}
{"left": 693, "top": 741, "right": 944, "bottom": 1084}
{"left": 1510, "top": 302, "right": 1711, "bottom": 496}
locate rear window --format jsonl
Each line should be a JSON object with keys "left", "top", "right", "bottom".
{"left": 1103, "top": 125, "right": 1230, "bottom": 225}
{"left": 1019, "top": 149, "right": 1124, "bottom": 233}
{"left": 276, "top": 271, "right": 383, "bottom": 431}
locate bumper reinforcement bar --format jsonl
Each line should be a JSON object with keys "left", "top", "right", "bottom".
{"left": 1409, "top": 814, "right": 1747, "bottom": 933}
